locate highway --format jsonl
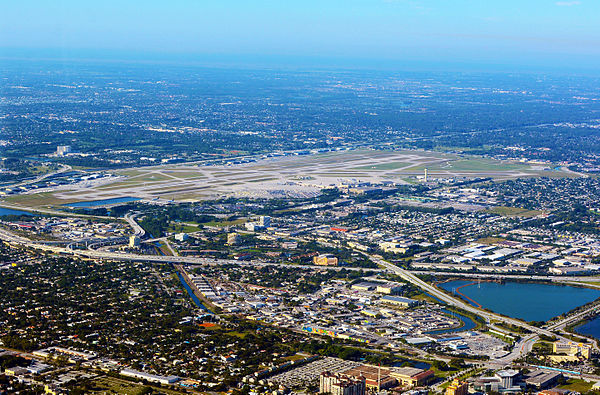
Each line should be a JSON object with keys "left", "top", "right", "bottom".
{"left": 369, "top": 254, "right": 600, "bottom": 363}
{"left": 10, "top": 164, "right": 72, "bottom": 188}
{"left": 372, "top": 254, "right": 556, "bottom": 336}
{"left": 547, "top": 304, "right": 600, "bottom": 332}
{"left": 369, "top": 255, "right": 560, "bottom": 368}
{"left": 124, "top": 212, "right": 145, "bottom": 237}
{"left": 362, "top": 253, "right": 593, "bottom": 365}
{"left": 0, "top": 227, "right": 381, "bottom": 272}
{"left": 2, "top": 223, "right": 597, "bottom": 365}
{"left": 408, "top": 269, "right": 600, "bottom": 285}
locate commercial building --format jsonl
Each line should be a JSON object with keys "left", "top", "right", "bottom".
{"left": 380, "top": 295, "right": 418, "bottom": 308}
{"left": 129, "top": 235, "right": 141, "bottom": 248}
{"left": 4, "top": 366, "right": 29, "bottom": 376}
{"left": 525, "top": 370, "right": 562, "bottom": 389}
{"left": 314, "top": 254, "right": 338, "bottom": 266}
{"left": 351, "top": 282, "right": 379, "bottom": 292}
{"left": 120, "top": 368, "right": 179, "bottom": 385}
{"left": 258, "top": 216, "right": 271, "bottom": 227}
{"left": 227, "top": 233, "right": 241, "bottom": 245}
{"left": 33, "top": 347, "right": 97, "bottom": 362}
{"left": 376, "top": 282, "right": 404, "bottom": 295}
{"left": 174, "top": 233, "right": 189, "bottom": 242}
{"left": 56, "top": 145, "right": 71, "bottom": 156}
{"left": 390, "top": 367, "right": 434, "bottom": 387}
{"left": 553, "top": 341, "right": 591, "bottom": 359}
{"left": 320, "top": 372, "right": 366, "bottom": 395}
{"left": 445, "top": 379, "right": 468, "bottom": 395}
{"left": 27, "top": 362, "right": 51, "bottom": 374}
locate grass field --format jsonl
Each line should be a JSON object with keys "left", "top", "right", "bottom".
{"left": 485, "top": 206, "right": 543, "bottom": 218}
{"left": 356, "top": 162, "right": 412, "bottom": 170}
{"left": 5, "top": 192, "right": 71, "bottom": 207}
{"left": 558, "top": 378, "right": 594, "bottom": 393}
{"left": 88, "top": 376, "right": 186, "bottom": 395}
{"left": 532, "top": 341, "right": 553, "bottom": 353}
{"left": 203, "top": 218, "right": 247, "bottom": 227}
{"left": 168, "top": 223, "right": 200, "bottom": 233}
{"left": 477, "top": 237, "right": 507, "bottom": 244}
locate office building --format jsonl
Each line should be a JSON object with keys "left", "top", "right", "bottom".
{"left": 320, "top": 372, "right": 366, "bottom": 395}
{"left": 314, "top": 254, "right": 338, "bottom": 266}
{"left": 56, "top": 145, "right": 71, "bottom": 156}
{"left": 129, "top": 235, "right": 141, "bottom": 248}
{"left": 174, "top": 233, "right": 189, "bottom": 242}
{"left": 227, "top": 233, "right": 241, "bottom": 245}
{"left": 390, "top": 367, "right": 434, "bottom": 387}
{"left": 380, "top": 295, "right": 418, "bottom": 307}
{"left": 446, "top": 379, "right": 468, "bottom": 395}
{"left": 258, "top": 216, "right": 271, "bottom": 227}
{"left": 553, "top": 341, "right": 591, "bottom": 359}
{"left": 495, "top": 369, "right": 519, "bottom": 389}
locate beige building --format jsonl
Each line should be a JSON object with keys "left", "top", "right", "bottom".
{"left": 380, "top": 295, "right": 418, "bottom": 308}
{"left": 446, "top": 379, "right": 468, "bottom": 395}
{"left": 320, "top": 372, "right": 366, "bottom": 395}
{"left": 379, "top": 241, "right": 408, "bottom": 254}
{"left": 129, "top": 235, "right": 141, "bottom": 248}
{"left": 314, "top": 254, "right": 338, "bottom": 266}
{"left": 227, "top": 233, "right": 241, "bottom": 245}
{"left": 390, "top": 367, "right": 434, "bottom": 387}
{"left": 552, "top": 341, "right": 591, "bottom": 359}
{"left": 376, "top": 282, "right": 404, "bottom": 295}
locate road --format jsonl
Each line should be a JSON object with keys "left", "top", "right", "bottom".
{"left": 2, "top": 223, "right": 595, "bottom": 366}
{"left": 364, "top": 253, "right": 584, "bottom": 365}
{"left": 408, "top": 269, "right": 600, "bottom": 285}
{"left": 547, "top": 303, "right": 600, "bottom": 332}
{"left": 10, "top": 164, "right": 72, "bottom": 188}
{"left": 0, "top": 227, "right": 382, "bottom": 273}
{"left": 374, "top": 255, "right": 555, "bottom": 335}
{"left": 124, "top": 212, "right": 145, "bottom": 237}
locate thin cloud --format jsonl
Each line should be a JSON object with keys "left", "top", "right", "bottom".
{"left": 555, "top": 1, "right": 581, "bottom": 6}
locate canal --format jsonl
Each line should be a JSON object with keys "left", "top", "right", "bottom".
{"left": 176, "top": 272, "right": 213, "bottom": 315}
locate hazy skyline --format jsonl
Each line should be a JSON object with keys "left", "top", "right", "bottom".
{"left": 2, "top": 0, "right": 599, "bottom": 71}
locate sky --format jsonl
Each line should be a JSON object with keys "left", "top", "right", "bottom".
{"left": 1, "top": 0, "right": 599, "bottom": 71}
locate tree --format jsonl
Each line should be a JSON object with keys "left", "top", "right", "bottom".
{"left": 449, "top": 358, "right": 466, "bottom": 369}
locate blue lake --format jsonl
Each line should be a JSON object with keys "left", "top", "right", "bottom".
{"left": 576, "top": 317, "right": 600, "bottom": 340}
{"left": 0, "top": 207, "right": 34, "bottom": 216}
{"left": 438, "top": 280, "right": 600, "bottom": 322}
{"left": 63, "top": 197, "right": 140, "bottom": 207}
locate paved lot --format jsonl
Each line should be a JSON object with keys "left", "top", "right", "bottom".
{"left": 267, "top": 357, "right": 361, "bottom": 389}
